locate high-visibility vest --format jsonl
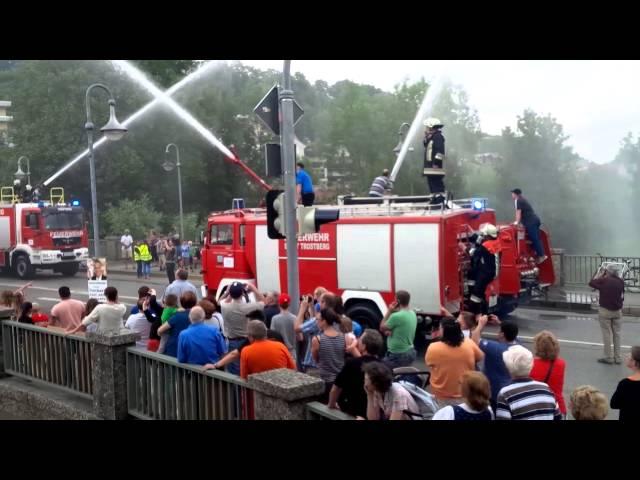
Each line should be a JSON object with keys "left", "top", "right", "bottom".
{"left": 133, "top": 246, "right": 141, "bottom": 262}
{"left": 138, "top": 244, "right": 152, "bottom": 261}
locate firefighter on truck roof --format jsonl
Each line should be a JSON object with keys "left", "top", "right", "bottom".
{"left": 468, "top": 223, "right": 502, "bottom": 315}
{"left": 423, "top": 117, "right": 446, "bottom": 204}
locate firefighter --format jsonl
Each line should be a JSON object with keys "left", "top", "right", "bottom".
{"left": 12, "top": 179, "right": 22, "bottom": 203}
{"left": 468, "top": 223, "right": 502, "bottom": 315}
{"left": 423, "top": 117, "right": 446, "bottom": 203}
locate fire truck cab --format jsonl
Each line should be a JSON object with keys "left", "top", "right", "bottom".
{"left": 0, "top": 186, "right": 89, "bottom": 279}
{"left": 201, "top": 195, "right": 555, "bottom": 333}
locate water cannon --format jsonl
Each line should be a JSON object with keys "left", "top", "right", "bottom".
{"left": 297, "top": 206, "right": 340, "bottom": 235}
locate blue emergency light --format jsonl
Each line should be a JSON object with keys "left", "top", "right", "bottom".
{"left": 71, "top": 199, "right": 80, "bottom": 206}
{"left": 471, "top": 198, "right": 487, "bottom": 211}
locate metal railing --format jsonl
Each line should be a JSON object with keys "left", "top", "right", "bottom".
{"left": 1, "top": 321, "right": 93, "bottom": 398}
{"left": 126, "top": 348, "right": 255, "bottom": 420}
{"left": 563, "top": 255, "right": 640, "bottom": 291}
{"left": 305, "top": 402, "right": 355, "bottom": 420}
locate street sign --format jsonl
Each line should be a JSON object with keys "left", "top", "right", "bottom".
{"left": 253, "top": 84, "right": 304, "bottom": 135}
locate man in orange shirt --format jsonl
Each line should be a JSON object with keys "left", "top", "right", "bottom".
{"left": 426, "top": 318, "right": 484, "bottom": 408}
{"left": 240, "top": 320, "right": 296, "bottom": 379}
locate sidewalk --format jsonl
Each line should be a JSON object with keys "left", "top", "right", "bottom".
{"left": 526, "top": 285, "right": 640, "bottom": 317}
{"left": 106, "top": 261, "right": 202, "bottom": 279}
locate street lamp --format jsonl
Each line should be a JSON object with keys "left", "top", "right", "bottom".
{"left": 393, "top": 122, "right": 414, "bottom": 155}
{"left": 85, "top": 83, "right": 128, "bottom": 257}
{"left": 164, "top": 143, "right": 184, "bottom": 241}
{"left": 14, "top": 156, "right": 30, "bottom": 185}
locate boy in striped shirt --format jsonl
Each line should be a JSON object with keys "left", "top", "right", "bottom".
{"left": 496, "top": 345, "right": 562, "bottom": 420}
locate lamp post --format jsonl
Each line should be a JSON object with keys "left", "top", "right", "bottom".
{"left": 15, "top": 156, "right": 30, "bottom": 185}
{"left": 163, "top": 143, "right": 184, "bottom": 241}
{"left": 393, "top": 122, "right": 414, "bottom": 155}
{"left": 85, "top": 83, "right": 127, "bottom": 257}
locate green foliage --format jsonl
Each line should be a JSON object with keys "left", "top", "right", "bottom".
{"left": 0, "top": 60, "right": 632, "bottom": 254}
{"left": 102, "top": 194, "right": 161, "bottom": 240}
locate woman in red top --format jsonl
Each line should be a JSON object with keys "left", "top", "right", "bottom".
{"left": 530, "top": 330, "right": 566, "bottom": 417}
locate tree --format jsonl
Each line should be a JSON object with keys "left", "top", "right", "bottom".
{"left": 492, "top": 110, "right": 586, "bottom": 251}
{"left": 103, "top": 195, "right": 161, "bottom": 240}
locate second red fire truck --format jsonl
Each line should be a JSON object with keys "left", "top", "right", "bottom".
{"left": 201, "top": 194, "right": 555, "bottom": 330}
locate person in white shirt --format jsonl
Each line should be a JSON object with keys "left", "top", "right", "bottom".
{"left": 432, "top": 371, "right": 494, "bottom": 420}
{"left": 66, "top": 287, "right": 126, "bottom": 335}
{"left": 125, "top": 302, "right": 151, "bottom": 348}
{"left": 120, "top": 229, "right": 133, "bottom": 270}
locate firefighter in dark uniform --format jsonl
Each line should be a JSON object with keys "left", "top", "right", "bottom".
{"left": 423, "top": 117, "right": 446, "bottom": 203}
{"left": 467, "top": 223, "right": 502, "bottom": 315}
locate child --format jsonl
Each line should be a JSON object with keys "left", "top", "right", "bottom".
{"left": 157, "top": 294, "right": 179, "bottom": 354}
{"left": 31, "top": 303, "right": 49, "bottom": 325}
{"left": 18, "top": 302, "right": 34, "bottom": 324}
{"left": 339, "top": 316, "right": 357, "bottom": 351}
{"left": 457, "top": 311, "right": 478, "bottom": 338}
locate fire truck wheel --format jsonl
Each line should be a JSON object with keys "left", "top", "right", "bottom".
{"left": 345, "top": 303, "right": 382, "bottom": 330}
{"left": 59, "top": 263, "right": 79, "bottom": 277}
{"left": 14, "top": 255, "right": 35, "bottom": 280}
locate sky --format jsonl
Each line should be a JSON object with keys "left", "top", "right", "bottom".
{"left": 238, "top": 60, "right": 640, "bottom": 165}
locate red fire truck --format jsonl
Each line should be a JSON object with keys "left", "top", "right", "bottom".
{"left": 201, "top": 194, "right": 555, "bottom": 330}
{"left": 0, "top": 186, "right": 89, "bottom": 279}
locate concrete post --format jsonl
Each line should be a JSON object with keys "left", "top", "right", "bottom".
{"left": 247, "top": 368, "right": 325, "bottom": 420}
{"left": 0, "top": 306, "right": 14, "bottom": 378}
{"left": 87, "top": 331, "right": 137, "bottom": 420}
{"left": 551, "top": 248, "right": 565, "bottom": 286}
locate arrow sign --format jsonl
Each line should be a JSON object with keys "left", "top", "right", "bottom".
{"left": 253, "top": 84, "right": 304, "bottom": 136}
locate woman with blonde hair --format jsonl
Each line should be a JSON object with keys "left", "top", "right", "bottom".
{"left": 570, "top": 385, "right": 608, "bottom": 420}
{"left": 433, "top": 371, "right": 494, "bottom": 420}
{"left": 530, "top": 330, "right": 567, "bottom": 417}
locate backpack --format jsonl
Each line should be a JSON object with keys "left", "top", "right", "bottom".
{"left": 396, "top": 380, "right": 439, "bottom": 420}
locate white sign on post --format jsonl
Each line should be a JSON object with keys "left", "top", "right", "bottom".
{"left": 88, "top": 280, "right": 108, "bottom": 302}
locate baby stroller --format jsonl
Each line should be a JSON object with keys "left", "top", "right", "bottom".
{"left": 393, "top": 367, "right": 438, "bottom": 420}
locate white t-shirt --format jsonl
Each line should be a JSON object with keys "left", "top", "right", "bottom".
{"left": 125, "top": 312, "right": 151, "bottom": 348}
{"left": 82, "top": 303, "right": 127, "bottom": 334}
{"left": 121, "top": 234, "right": 133, "bottom": 248}
{"left": 432, "top": 403, "right": 495, "bottom": 420}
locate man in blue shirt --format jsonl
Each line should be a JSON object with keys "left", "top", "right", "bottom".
{"left": 177, "top": 306, "right": 227, "bottom": 365}
{"left": 296, "top": 162, "right": 315, "bottom": 206}
{"left": 157, "top": 291, "right": 198, "bottom": 357}
{"left": 471, "top": 314, "right": 519, "bottom": 410}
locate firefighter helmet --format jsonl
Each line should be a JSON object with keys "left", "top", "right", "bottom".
{"left": 479, "top": 223, "right": 498, "bottom": 238}
{"left": 423, "top": 117, "right": 444, "bottom": 129}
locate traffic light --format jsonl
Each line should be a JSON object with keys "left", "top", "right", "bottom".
{"left": 266, "top": 189, "right": 286, "bottom": 239}
{"left": 297, "top": 206, "right": 340, "bottom": 235}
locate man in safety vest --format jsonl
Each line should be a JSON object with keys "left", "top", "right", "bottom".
{"left": 137, "top": 239, "right": 153, "bottom": 280}
{"left": 423, "top": 117, "right": 446, "bottom": 204}
{"left": 467, "top": 223, "right": 502, "bottom": 315}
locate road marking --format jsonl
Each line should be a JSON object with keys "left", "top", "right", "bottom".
{"left": 483, "top": 332, "right": 633, "bottom": 350}
{"left": 0, "top": 282, "right": 138, "bottom": 300}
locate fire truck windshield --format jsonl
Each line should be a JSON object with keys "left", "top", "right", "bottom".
{"left": 43, "top": 211, "right": 84, "bottom": 230}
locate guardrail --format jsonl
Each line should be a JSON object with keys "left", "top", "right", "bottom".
{"left": 305, "top": 401, "right": 355, "bottom": 420}
{"left": 563, "top": 255, "right": 640, "bottom": 291}
{"left": 1, "top": 321, "right": 93, "bottom": 398}
{"left": 126, "top": 348, "right": 254, "bottom": 420}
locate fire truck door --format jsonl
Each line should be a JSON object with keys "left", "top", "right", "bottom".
{"left": 22, "top": 211, "right": 41, "bottom": 247}
{"left": 208, "top": 223, "right": 237, "bottom": 271}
